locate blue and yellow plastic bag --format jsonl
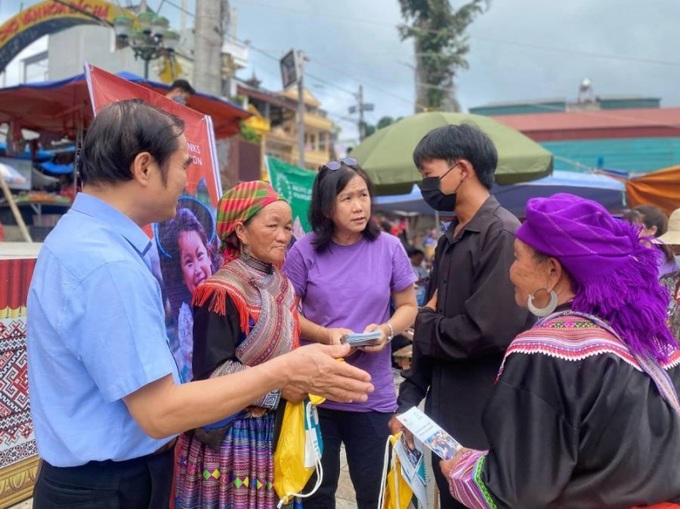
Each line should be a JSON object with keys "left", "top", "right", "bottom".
{"left": 273, "top": 395, "right": 324, "bottom": 507}
{"left": 379, "top": 432, "right": 415, "bottom": 509}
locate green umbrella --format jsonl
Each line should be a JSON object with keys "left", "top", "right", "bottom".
{"left": 351, "top": 111, "right": 554, "bottom": 195}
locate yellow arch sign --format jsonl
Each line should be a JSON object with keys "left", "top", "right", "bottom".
{"left": 0, "top": 0, "right": 130, "bottom": 73}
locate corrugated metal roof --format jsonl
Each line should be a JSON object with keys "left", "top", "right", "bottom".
{"left": 543, "top": 137, "right": 680, "bottom": 173}
{"left": 493, "top": 108, "right": 680, "bottom": 132}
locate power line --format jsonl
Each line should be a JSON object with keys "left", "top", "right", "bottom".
{"left": 162, "top": 0, "right": 195, "bottom": 17}
{"left": 207, "top": 32, "right": 680, "bottom": 133}
{"left": 310, "top": 57, "right": 426, "bottom": 111}
{"left": 223, "top": 42, "right": 361, "bottom": 133}
{"left": 472, "top": 36, "right": 680, "bottom": 68}
{"left": 160, "top": 0, "right": 680, "bottom": 132}
{"left": 233, "top": 0, "right": 680, "bottom": 69}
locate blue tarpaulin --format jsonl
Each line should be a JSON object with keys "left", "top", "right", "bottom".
{"left": 39, "top": 162, "right": 74, "bottom": 175}
{"left": 0, "top": 142, "right": 53, "bottom": 161}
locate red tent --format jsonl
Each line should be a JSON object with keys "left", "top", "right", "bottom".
{"left": 0, "top": 71, "right": 250, "bottom": 140}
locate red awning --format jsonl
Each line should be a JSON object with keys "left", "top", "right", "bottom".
{"left": 0, "top": 71, "right": 251, "bottom": 140}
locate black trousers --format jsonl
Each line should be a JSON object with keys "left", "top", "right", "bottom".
{"left": 33, "top": 445, "right": 175, "bottom": 509}
{"left": 302, "top": 408, "right": 392, "bottom": 509}
{"left": 432, "top": 451, "right": 467, "bottom": 509}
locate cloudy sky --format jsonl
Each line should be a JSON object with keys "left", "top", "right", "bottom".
{"left": 3, "top": 0, "right": 680, "bottom": 143}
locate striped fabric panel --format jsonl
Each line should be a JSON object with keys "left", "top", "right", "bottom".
{"left": 449, "top": 449, "right": 496, "bottom": 509}
{"left": 498, "top": 316, "right": 643, "bottom": 382}
{"left": 498, "top": 313, "right": 680, "bottom": 417}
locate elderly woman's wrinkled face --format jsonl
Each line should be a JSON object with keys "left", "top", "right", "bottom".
{"left": 509, "top": 239, "right": 552, "bottom": 308}
{"left": 240, "top": 201, "right": 293, "bottom": 264}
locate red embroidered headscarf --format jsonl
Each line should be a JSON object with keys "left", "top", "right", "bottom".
{"left": 216, "top": 181, "right": 284, "bottom": 261}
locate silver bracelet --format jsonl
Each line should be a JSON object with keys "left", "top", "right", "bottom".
{"left": 384, "top": 321, "right": 394, "bottom": 342}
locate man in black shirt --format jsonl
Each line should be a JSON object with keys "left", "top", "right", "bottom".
{"left": 389, "top": 124, "right": 533, "bottom": 509}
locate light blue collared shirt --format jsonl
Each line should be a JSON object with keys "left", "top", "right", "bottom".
{"left": 27, "top": 193, "right": 180, "bottom": 467}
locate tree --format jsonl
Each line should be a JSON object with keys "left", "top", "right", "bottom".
{"left": 398, "top": 0, "right": 489, "bottom": 112}
{"left": 363, "top": 116, "right": 401, "bottom": 140}
{"left": 377, "top": 116, "right": 397, "bottom": 130}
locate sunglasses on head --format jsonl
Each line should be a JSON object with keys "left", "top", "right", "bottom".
{"left": 323, "top": 157, "right": 357, "bottom": 171}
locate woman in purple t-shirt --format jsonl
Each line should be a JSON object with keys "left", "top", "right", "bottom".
{"left": 283, "top": 159, "right": 418, "bottom": 509}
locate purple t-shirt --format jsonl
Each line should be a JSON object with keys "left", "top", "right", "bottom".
{"left": 283, "top": 233, "right": 416, "bottom": 412}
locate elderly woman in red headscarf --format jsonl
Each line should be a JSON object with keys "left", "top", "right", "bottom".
{"left": 174, "top": 181, "right": 304, "bottom": 509}
{"left": 440, "top": 194, "right": 680, "bottom": 509}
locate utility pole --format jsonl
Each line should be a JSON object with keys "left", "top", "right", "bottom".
{"left": 296, "top": 51, "right": 305, "bottom": 168}
{"left": 193, "top": 0, "right": 223, "bottom": 96}
{"left": 348, "top": 85, "right": 373, "bottom": 141}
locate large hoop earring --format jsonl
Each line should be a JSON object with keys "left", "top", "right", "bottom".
{"left": 527, "top": 288, "right": 558, "bottom": 317}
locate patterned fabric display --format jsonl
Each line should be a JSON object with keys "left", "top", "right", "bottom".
{"left": 0, "top": 258, "right": 37, "bottom": 470}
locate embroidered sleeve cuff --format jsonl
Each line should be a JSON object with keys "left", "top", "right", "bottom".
{"left": 255, "top": 389, "right": 281, "bottom": 410}
{"left": 449, "top": 449, "right": 496, "bottom": 509}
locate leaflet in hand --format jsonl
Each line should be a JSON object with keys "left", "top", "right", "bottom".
{"left": 341, "top": 330, "right": 382, "bottom": 347}
{"left": 397, "top": 407, "right": 463, "bottom": 460}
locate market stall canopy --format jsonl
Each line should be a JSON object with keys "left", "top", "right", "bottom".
{"left": 625, "top": 165, "right": 680, "bottom": 216}
{"left": 351, "top": 111, "right": 554, "bottom": 195}
{"left": 0, "top": 162, "right": 27, "bottom": 185}
{"left": 0, "top": 71, "right": 250, "bottom": 140}
{"left": 374, "top": 170, "right": 624, "bottom": 217}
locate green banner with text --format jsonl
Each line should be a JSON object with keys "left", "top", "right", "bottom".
{"left": 266, "top": 156, "right": 315, "bottom": 237}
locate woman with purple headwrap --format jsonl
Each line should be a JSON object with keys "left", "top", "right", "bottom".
{"left": 440, "top": 194, "right": 680, "bottom": 509}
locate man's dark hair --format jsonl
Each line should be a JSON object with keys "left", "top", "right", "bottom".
{"left": 412, "top": 123, "right": 498, "bottom": 190}
{"left": 170, "top": 79, "right": 195, "bottom": 96}
{"left": 309, "top": 161, "right": 381, "bottom": 252}
{"left": 78, "top": 99, "right": 185, "bottom": 186}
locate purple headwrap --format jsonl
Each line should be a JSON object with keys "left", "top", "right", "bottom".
{"left": 517, "top": 193, "right": 676, "bottom": 362}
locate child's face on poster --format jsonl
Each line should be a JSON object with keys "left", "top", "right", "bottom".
{"left": 179, "top": 230, "right": 212, "bottom": 295}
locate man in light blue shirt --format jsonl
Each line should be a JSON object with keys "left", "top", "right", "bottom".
{"left": 27, "top": 99, "right": 374, "bottom": 509}
{"left": 28, "top": 192, "right": 180, "bottom": 467}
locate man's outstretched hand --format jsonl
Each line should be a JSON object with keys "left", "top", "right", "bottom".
{"left": 283, "top": 343, "right": 374, "bottom": 403}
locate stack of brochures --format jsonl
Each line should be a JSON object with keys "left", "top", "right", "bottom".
{"left": 340, "top": 330, "right": 382, "bottom": 347}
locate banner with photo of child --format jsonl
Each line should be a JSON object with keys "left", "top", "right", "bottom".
{"left": 86, "top": 64, "right": 223, "bottom": 383}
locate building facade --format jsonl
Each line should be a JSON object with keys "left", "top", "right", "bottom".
{"left": 237, "top": 79, "right": 334, "bottom": 171}
{"left": 470, "top": 96, "right": 680, "bottom": 173}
